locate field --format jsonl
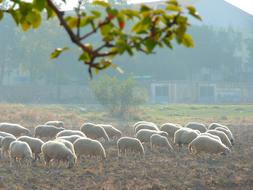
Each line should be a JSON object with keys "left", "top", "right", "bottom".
{"left": 0, "top": 104, "right": 253, "bottom": 190}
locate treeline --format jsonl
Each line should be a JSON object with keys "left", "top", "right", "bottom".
{"left": 0, "top": 13, "right": 252, "bottom": 85}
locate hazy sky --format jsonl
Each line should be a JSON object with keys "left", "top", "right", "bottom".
{"left": 62, "top": 0, "right": 253, "bottom": 15}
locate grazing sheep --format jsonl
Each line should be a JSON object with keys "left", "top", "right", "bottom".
{"left": 185, "top": 122, "right": 207, "bottom": 133}
{"left": 117, "top": 137, "right": 144, "bottom": 157}
{"left": 150, "top": 134, "right": 174, "bottom": 153}
{"left": 34, "top": 125, "right": 64, "bottom": 139}
{"left": 55, "top": 139, "right": 75, "bottom": 154}
{"left": 136, "top": 129, "right": 168, "bottom": 143}
{"left": 45, "top": 121, "right": 64, "bottom": 128}
{"left": 160, "top": 123, "right": 181, "bottom": 138}
{"left": 207, "top": 130, "right": 232, "bottom": 148}
{"left": 0, "top": 123, "right": 31, "bottom": 137}
{"left": 215, "top": 127, "right": 235, "bottom": 145}
{"left": 174, "top": 128, "right": 200, "bottom": 147}
{"left": 200, "top": 133, "right": 221, "bottom": 142}
{"left": 74, "top": 138, "right": 106, "bottom": 161}
{"left": 188, "top": 135, "right": 231, "bottom": 155}
{"left": 41, "top": 141, "right": 76, "bottom": 168}
{"left": 17, "top": 136, "right": 44, "bottom": 161}
{"left": 56, "top": 130, "right": 86, "bottom": 138}
{"left": 0, "top": 131, "right": 15, "bottom": 138}
{"left": 57, "top": 135, "right": 81, "bottom": 144}
{"left": 9, "top": 141, "right": 33, "bottom": 166}
{"left": 98, "top": 124, "right": 122, "bottom": 140}
{"left": 80, "top": 123, "right": 109, "bottom": 141}
{"left": 1, "top": 136, "right": 16, "bottom": 158}
{"left": 0, "top": 136, "right": 3, "bottom": 147}
{"left": 135, "top": 123, "right": 159, "bottom": 134}
{"left": 208, "top": 123, "right": 229, "bottom": 130}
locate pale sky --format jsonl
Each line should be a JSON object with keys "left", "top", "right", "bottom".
{"left": 62, "top": 0, "right": 253, "bottom": 15}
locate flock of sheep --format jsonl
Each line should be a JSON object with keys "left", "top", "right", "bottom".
{"left": 0, "top": 120, "right": 235, "bottom": 168}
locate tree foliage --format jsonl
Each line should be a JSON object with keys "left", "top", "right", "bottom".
{"left": 90, "top": 75, "right": 148, "bottom": 116}
{"left": 0, "top": 0, "right": 201, "bottom": 77}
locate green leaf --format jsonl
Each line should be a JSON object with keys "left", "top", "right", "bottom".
{"left": 33, "top": 0, "right": 45, "bottom": 11}
{"left": 91, "top": 10, "right": 101, "bottom": 18}
{"left": 26, "top": 10, "right": 42, "bottom": 29}
{"left": 144, "top": 38, "right": 156, "bottom": 53}
{"left": 50, "top": 47, "right": 69, "bottom": 59}
{"left": 166, "top": 4, "right": 181, "bottom": 12}
{"left": 187, "top": 6, "right": 202, "bottom": 20}
{"left": 0, "top": 11, "right": 3, "bottom": 21}
{"left": 92, "top": 0, "right": 109, "bottom": 8}
{"left": 140, "top": 5, "right": 152, "bottom": 12}
{"left": 65, "top": 16, "right": 78, "bottom": 28}
{"left": 79, "top": 51, "right": 91, "bottom": 62}
{"left": 182, "top": 34, "right": 194, "bottom": 47}
{"left": 9, "top": 10, "right": 21, "bottom": 25}
{"left": 21, "top": 21, "right": 31, "bottom": 31}
{"left": 100, "top": 23, "right": 113, "bottom": 37}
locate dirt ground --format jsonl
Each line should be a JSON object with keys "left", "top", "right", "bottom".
{"left": 0, "top": 104, "right": 252, "bottom": 190}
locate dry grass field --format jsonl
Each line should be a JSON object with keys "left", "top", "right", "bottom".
{"left": 0, "top": 104, "right": 252, "bottom": 190}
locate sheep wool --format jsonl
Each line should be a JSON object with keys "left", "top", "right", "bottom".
{"left": 9, "top": 140, "right": 33, "bottom": 166}
{"left": 45, "top": 120, "right": 64, "bottom": 128}
{"left": 1, "top": 136, "right": 16, "bottom": 158}
{"left": 136, "top": 129, "right": 168, "bottom": 143}
{"left": 117, "top": 137, "right": 144, "bottom": 157}
{"left": 80, "top": 123, "right": 109, "bottom": 141}
{"left": 160, "top": 123, "right": 181, "bottom": 138}
{"left": 17, "top": 136, "right": 44, "bottom": 161}
{"left": 98, "top": 124, "right": 122, "bottom": 140}
{"left": 34, "top": 125, "right": 65, "bottom": 139}
{"left": 207, "top": 130, "right": 232, "bottom": 148}
{"left": 188, "top": 135, "right": 231, "bottom": 155}
{"left": 150, "top": 134, "right": 174, "bottom": 152}
{"left": 0, "top": 123, "right": 31, "bottom": 137}
{"left": 174, "top": 128, "right": 200, "bottom": 146}
{"left": 185, "top": 122, "right": 207, "bottom": 133}
{"left": 56, "top": 130, "right": 86, "bottom": 138}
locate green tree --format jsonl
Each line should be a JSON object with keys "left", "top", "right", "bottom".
{"left": 0, "top": 0, "right": 201, "bottom": 77}
{"left": 90, "top": 75, "right": 147, "bottom": 117}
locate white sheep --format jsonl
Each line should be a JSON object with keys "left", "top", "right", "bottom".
{"left": 188, "top": 135, "right": 231, "bottom": 155}
{"left": 55, "top": 138, "right": 75, "bottom": 154}
{"left": 57, "top": 135, "right": 82, "bottom": 143}
{"left": 34, "top": 125, "right": 64, "bottom": 139}
{"left": 150, "top": 134, "right": 174, "bottom": 153}
{"left": 45, "top": 120, "right": 64, "bottom": 128}
{"left": 134, "top": 123, "right": 159, "bottom": 134}
{"left": 117, "top": 137, "right": 144, "bottom": 157}
{"left": 0, "top": 131, "right": 15, "bottom": 138}
{"left": 56, "top": 130, "right": 86, "bottom": 138}
{"left": 174, "top": 128, "right": 200, "bottom": 147}
{"left": 74, "top": 137, "right": 106, "bottom": 162}
{"left": 0, "top": 123, "right": 31, "bottom": 137}
{"left": 41, "top": 140, "right": 76, "bottom": 168}
{"left": 133, "top": 121, "right": 156, "bottom": 128}
{"left": 215, "top": 127, "right": 235, "bottom": 145}
{"left": 98, "top": 124, "right": 122, "bottom": 140}
{"left": 160, "top": 123, "right": 181, "bottom": 138}
{"left": 185, "top": 122, "right": 207, "bottom": 133}
{"left": 1, "top": 136, "right": 16, "bottom": 158}
{"left": 17, "top": 136, "right": 44, "bottom": 161}
{"left": 80, "top": 123, "right": 109, "bottom": 141}
{"left": 9, "top": 140, "right": 33, "bottom": 166}
{"left": 208, "top": 123, "right": 229, "bottom": 130}
{"left": 136, "top": 129, "right": 168, "bottom": 143}
{"left": 207, "top": 130, "right": 232, "bottom": 148}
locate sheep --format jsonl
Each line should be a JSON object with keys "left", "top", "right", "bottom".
{"left": 57, "top": 135, "right": 81, "bottom": 144}
{"left": 185, "top": 122, "right": 207, "bottom": 133}
{"left": 117, "top": 137, "right": 144, "bottom": 157}
{"left": 56, "top": 130, "right": 86, "bottom": 138}
{"left": 0, "top": 123, "right": 31, "bottom": 137}
{"left": 136, "top": 129, "right": 168, "bottom": 143}
{"left": 55, "top": 139, "right": 75, "bottom": 154}
{"left": 215, "top": 127, "right": 235, "bottom": 145}
{"left": 208, "top": 123, "right": 229, "bottom": 130}
{"left": 0, "top": 131, "right": 15, "bottom": 138}
{"left": 98, "top": 124, "right": 122, "bottom": 140}
{"left": 73, "top": 138, "right": 106, "bottom": 162}
{"left": 41, "top": 140, "right": 76, "bottom": 168}
{"left": 207, "top": 130, "right": 232, "bottom": 148}
{"left": 150, "top": 134, "right": 174, "bottom": 153}
{"left": 200, "top": 133, "right": 221, "bottom": 142}
{"left": 80, "top": 123, "right": 109, "bottom": 142}
{"left": 160, "top": 123, "right": 181, "bottom": 138}
{"left": 174, "top": 128, "right": 200, "bottom": 147}
{"left": 1, "top": 136, "right": 16, "bottom": 158}
{"left": 17, "top": 136, "right": 44, "bottom": 161}
{"left": 34, "top": 125, "right": 64, "bottom": 139}
{"left": 9, "top": 140, "right": 33, "bottom": 166}
{"left": 45, "top": 120, "right": 64, "bottom": 128}
{"left": 134, "top": 123, "right": 159, "bottom": 134}
{"left": 188, "top": 135, "right": 231, "bottom": 155}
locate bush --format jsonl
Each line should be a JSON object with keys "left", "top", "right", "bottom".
{"left": 90, "top": 75, "right": 148, "bottom": 117}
